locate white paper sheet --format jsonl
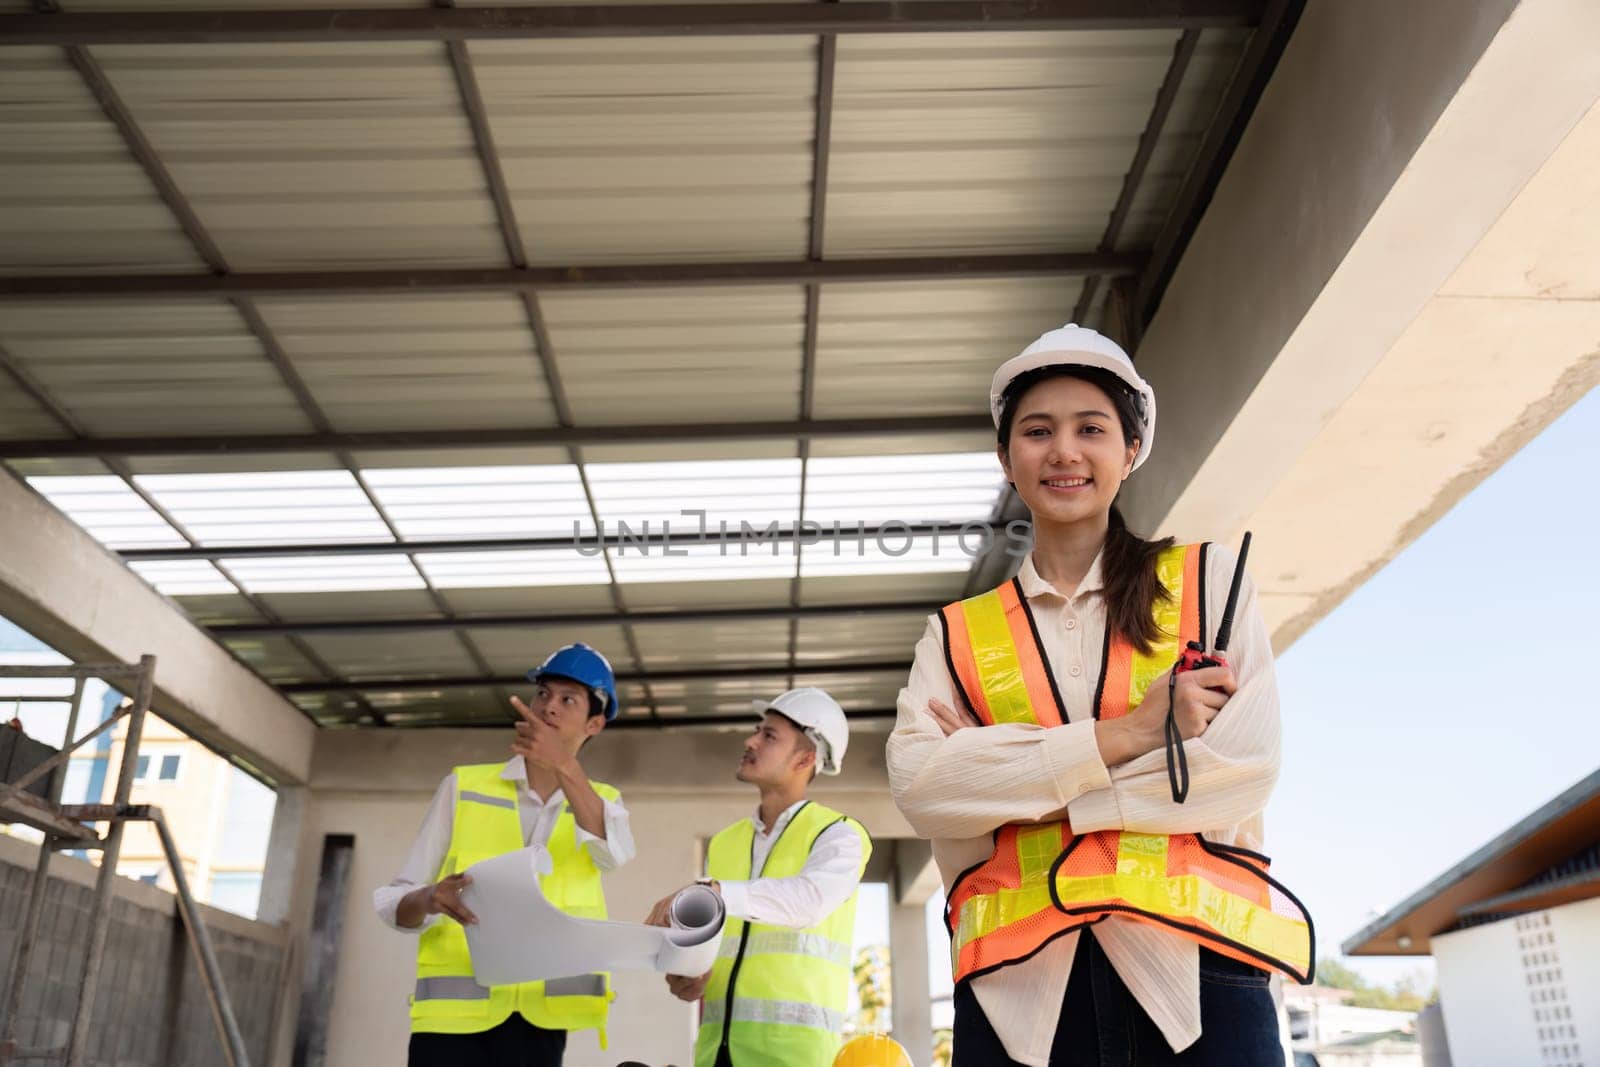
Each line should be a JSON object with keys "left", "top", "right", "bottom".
{"left": 459, "top": 845, "right": 725, "bottom": 988}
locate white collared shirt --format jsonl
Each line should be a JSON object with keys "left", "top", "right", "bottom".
{"left": 374, "top": 756, "right": 636, "bottom": 932}
{"left": 714, "top": 799, "right": 865, "bottom": 930}
{"left": 887, "top": 546, "right": 1283, "bottom": 1064}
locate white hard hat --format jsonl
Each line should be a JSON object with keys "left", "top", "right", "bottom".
{"left": 752, "top": 687, "right": 849, "bottom": 775}
{"left": 989, "top": 323, "right": 1157, "bottom": 471}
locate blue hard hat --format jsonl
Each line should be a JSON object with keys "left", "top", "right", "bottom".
{"left": 528, "top": 643, "right": 619, "bottom": 721}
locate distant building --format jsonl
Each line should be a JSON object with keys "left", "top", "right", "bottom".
{"left": 1344, "top": 769, "right": 1600, "bottom": 1067}
{"left": 2, "top": 617, "right": 275, "bottom": 917}
{"left": 1285, "top": 985, "right": 1414, "bottom": 1045}
{"left": 1313, "top": 1029, "right": 1423, "bottom": 1067}
{"left": 1283, "top": 984, "right": 1419, "bottom": 1067}
{"left": 103, "top": 713, "right": 276, "bottom": 916}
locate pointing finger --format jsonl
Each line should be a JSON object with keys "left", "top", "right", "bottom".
{"left": 510, "top": 695, "right": 540, "bottom": 723}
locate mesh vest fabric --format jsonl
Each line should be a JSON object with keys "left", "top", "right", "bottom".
{"left": 939, "top": 544, "right": 1314, "bottom": 986}
{"left": 410, "top": 763, "right": 620, "bottom": 1038}
{"left": 695, "top": 802, "right": 871, "bottom": 1067}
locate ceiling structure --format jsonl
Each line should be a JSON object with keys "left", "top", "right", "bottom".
{"left": 0, "top": 0, "right": 1303, "bottom": 731}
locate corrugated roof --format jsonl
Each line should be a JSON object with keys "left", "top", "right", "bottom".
{"left": 0, "top": 7, "right": 1285, "bottom": 728}
{"left": 826, "top": 31, "right": 1177, "bottom": 256}
{"left": 90, "top": 42, "right": 505, "bottom": 269}
{"left": 543, "top": 286, "right": 806, "bottom": 425}
{"left": 813, "top": 278, "right": 1083, "bottom": 417}
{"left": 473, "top": 37, "right": 816, "bottom": 264}
{"left": 0, "top": 378, "right": 65, "bottom": 440}
{"left": 1120, "top": 29, "right": 1251, "bottom": 246}
{"left": 254, "top": 296, "right": 559, "bottom": 431}
{"left": 0, "top": 301, "right": 311, "bottom": 434}
{"left": 0, "top": 46, "right": 203, "bottom": 275}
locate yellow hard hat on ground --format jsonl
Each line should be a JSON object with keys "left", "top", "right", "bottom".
{"left": 833, "top": 1032, "right": 914, "bottom": 1067}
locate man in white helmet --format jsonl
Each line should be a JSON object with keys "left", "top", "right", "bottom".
{"left": 645, "top": 687, "right": 872, "bottom": 1067}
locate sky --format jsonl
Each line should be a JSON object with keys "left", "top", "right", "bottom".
{"left": 1266, "top": 379, "right": 1600, "bottom": 986}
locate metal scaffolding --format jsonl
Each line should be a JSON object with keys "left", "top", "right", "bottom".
{"left": 0, "top": 657, "right": 250, "bottom": 1067}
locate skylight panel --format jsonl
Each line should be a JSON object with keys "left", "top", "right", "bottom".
{"left": 222, "top": 554, "right": 425, "bottom": 593}
{"left": 416, "top": 549, "right": 611, "bottom": 589}
{"left": 128, "top": 560, "right": 239, "bottom": 596}
{"left": 134, "top": 470, "right": 393, "bottom": 545}
{"left": 364, "top": 464, "right": 595, "bottom": 540}
{"left": 27, "top": 475, "right": 186, "bottom": 549}
{"left": 800, "top": 533, "right": 976, "bottom": 579}
{"left": 802, "top": 452, "right": 1005, "bottom": 527}
{"left": 585, "top": 458, "right": 802, "bottom": 537}
{"left": 609, "top": 542, "right": 800, "bottom": 585}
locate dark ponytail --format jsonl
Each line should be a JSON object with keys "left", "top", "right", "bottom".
{"left": 998, "top": 365, "right": 1174, "bottom": 655}
{"left": 1101, "top": 506, "right": 1175, "bottom": 656}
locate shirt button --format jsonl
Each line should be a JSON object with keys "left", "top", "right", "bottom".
{"left": 1077, "top": 783, "right": 1093, "bottom": 796}
{"left": 1065, "top": 619, "right": 1077, "bottom": 630}
{"left": 1069, "top": 665, "right": 1082, "bottom": 677}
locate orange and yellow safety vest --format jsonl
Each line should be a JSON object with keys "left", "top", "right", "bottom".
{"left": 939, "top": 542, "right": 1314, "bottom": 985}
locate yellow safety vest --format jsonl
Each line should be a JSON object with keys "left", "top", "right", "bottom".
{"left": 695, "top": 802, "right": 871, "bottom": 1067}
{"left": 410, "top": 762, "right": 619, "bottom": 1041}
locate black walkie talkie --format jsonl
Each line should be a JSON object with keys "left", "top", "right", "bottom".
{"left": 1166, "top": 532, "right": 1252, "bottom": 803}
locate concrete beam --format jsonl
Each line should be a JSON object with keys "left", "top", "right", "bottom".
{"left": 0, "top": 470, "right": 314, "bottom": 783}
{"left": 1121, "top": 0, "right": 1600, "bottom": 646}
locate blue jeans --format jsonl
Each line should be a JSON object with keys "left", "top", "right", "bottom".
{"left": 952, "top": 930, "right": 1282, "bottom": 1066}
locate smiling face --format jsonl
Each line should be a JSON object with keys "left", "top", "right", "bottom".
{"left": 527, "top": 676, "right": 605, "bottom": 752}
{"left": 998, "top": 374, "right": 1139, "bottom": 533}
{"left": 736, "top": 712, "right": 816, "bottom": 788}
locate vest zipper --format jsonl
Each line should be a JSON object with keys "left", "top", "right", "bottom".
{"left": 716, "top": 801, "right": 810, "bottom": 1063}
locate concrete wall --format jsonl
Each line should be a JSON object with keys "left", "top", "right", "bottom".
{"left": 274, "top": 726, "right": 912, "bottom": 1067}
{"left": 1431, "top": 898, "right": 1600, "bottom": 1067}
{"left": 0, "top": 833, "right": 288, "bottom": 1067}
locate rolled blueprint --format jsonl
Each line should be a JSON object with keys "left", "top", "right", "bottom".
{"left": 460, "top": 845, "right": 725, "bottom": 988}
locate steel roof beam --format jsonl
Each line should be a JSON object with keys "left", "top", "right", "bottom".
{"left": 116, "top": 521, "right": 1004, "bottom": 562}
{"left": 208, "top": 599, "right": 945, "bottom": 638}
{"left": 0, "top": 252, "right": 1143, "bottom": 302}
{"left": 0, "top": 1, "right": 1263, "bottom": 46}
{"left": 0, "top": 414, "right": 996, "bottom": 460}
{"left": 280, "top": 658, "right": 910, "bottom": 694}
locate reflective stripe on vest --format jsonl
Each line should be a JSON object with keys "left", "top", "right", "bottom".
{"left": 695, "top": 802, "right": 870, "bottom": 1067}
{"left": 702, "top": 997, "right": 848, "bottom": 1032}
{"left": 714, "top": 930, "right": 853, "bottom": 967}
{"left": 940, "top": 544, "right": 1315, "bottom": 985}
{"left": 410, "top": 763, "right": 621, "bottom": 1037}
{"left": 414, "top": 976, "right": 490, "bottom": 1001}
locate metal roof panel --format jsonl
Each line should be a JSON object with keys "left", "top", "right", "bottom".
{"left": 0, "top": 47, "right": 205, "bottom": 275}
{"left": 88, "top": 42, "right": 505, "bottom": 269}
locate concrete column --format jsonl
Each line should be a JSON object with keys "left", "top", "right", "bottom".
{"left": 890, "top": 900, "right": 933, "bottom": 1067}
{"left": 890, "top": 838, "right": 939, "bottom": 1066}
{"left": 256, "top": 784, "right": 307, "bottom": 927}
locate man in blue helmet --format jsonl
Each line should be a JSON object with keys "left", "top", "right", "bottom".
{"left": 374, "top": 642, "right": 635, "bottom": 1066}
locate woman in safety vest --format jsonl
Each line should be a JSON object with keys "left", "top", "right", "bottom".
{"left": 886, "top": 324, "right": 1312, "bottom": 1066}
